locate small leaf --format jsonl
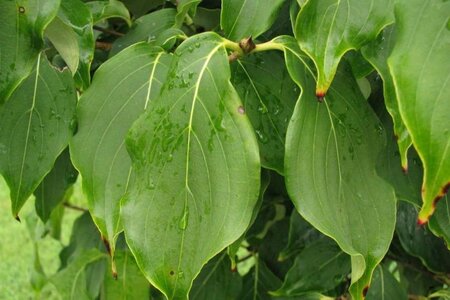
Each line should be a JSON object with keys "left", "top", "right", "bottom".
{"left": 110, "top": 9, "right": 177, "bottom": 56}
{"left": 51, "top": 249, "right": 106, "bottom": 300}
{"left": 190, "top": 253, "right": 242, "bottom": 300}
{"left": 0, "top": 55, "right": 77, "bottom": 217}
{"left": 0, "top": 0, "right": 60, "bottom": 102}
{"left": 231, "top": 51, "right": 298, "bottom": 174}
{"left": 275, "top": 238, "right": 350, "bottom": 297}
{"left": 221, "top": 0, "right": 286, "bottom": 41}
{"left": 34, "top": 148, "right": 78, "bottom": 222}
{"left": 102, "top": 249, "right": 150, "bottom": 299}
{"left": 87, "top": 0, "right": 131, "bottom": 26}
{"left": 239, "top": 257, "right": 282, "bottom": 300}
{"left": 362, "top": 25, "right": 412, "bottom": 170}
{"left": 387, "top": 0, "right": 450, "bottom": 222}
{"left": 45, "top": 17, "right": 80, "bottom": 75}
{"left": 396, "top": 202, "right": 450, "bottom": 274}
{"left": 295, "top": 0, "right": 394, "bottom": 95}
{"left": 70, "top": 43, "right": 172, "bottom": 258}
{"left": 58, "top": 0, "right": 95, "bottom": 90}
{"left": 276, "top": 36, "right": 396, "bottom": 300}
{"left": 121, "top": 32, "right": 260, "bottom": 298}
{"left": 429, "top": 194, "right": 450, "bottom": 249}
{"left": 365, "top": 265, "right": 407, "bottom": 300}
{"left": 175, "top": 0, "right": 201, "bottom": 28}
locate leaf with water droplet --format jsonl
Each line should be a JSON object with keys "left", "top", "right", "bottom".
{"left": 121, "top": 32, "right": 260, "bottom": 299}
{"left": 0, "top": 55, "right": 76, "bottom": 216}
{"left": 276, "top": 36, "right": 396, "bottom": 300}
{"left": 70, "top": 44, "right": 172, "bottom": 259}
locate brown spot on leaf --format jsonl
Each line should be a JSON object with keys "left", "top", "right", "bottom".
{"left": 101, "top": 235, "right": 112, "bottom": 256}
{"left": 169, "top": 270, "right": 175, "bottom": 276}
{"left": 15, "top": 215, "right": 21, "bottom": 222}
{"left": 18, "top": 6, "right": 25, "bottom": 13}
{"left": 316, "top": 91, "right": 326, "bottom": 102}
{"left": 363, "top": 285, "right": 369, "bottom": 298}
{"left": 417, "top": 217, "right": 428, "bottom": 226}
{"left": 433, "top": 182, "right": 450, "bottom": 209}
{"left": 237, "top": 106, "right": 245, "bottom": 114}
{"left": 401, "top": 165, "right": 408, "bottom": 174}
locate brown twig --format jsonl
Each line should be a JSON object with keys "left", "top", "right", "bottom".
{"left": 63, "top": 201, "right": 87, "bottom": 212}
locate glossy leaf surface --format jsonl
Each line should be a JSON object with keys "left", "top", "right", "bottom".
{"left": 295, "top": 0, "right": 394, "bottom": 95}
{"left": 429, "top": 194, "right": 450, "bottom": 248}
{"left": 70, "top": 43, "right": 172, "bottom": 256}
{"left": 0, "top": 56, "right": 76, "bottom": 217}
{"left": 87, "top": 0, "right": 131, "bottom": 25}
{"left": 388, "top": 0, "right": 450, "bottom": 222}
{"left": 365, "top": 265, "right": 407, "bottom": 300}
{"left": 231, "top": 52, "right": 298, "bottom": 174}
{"left": 121, "top": 32, "right": 260, "bottom": 298}
{"left": 0, "top": 0, "right": 60, "bottom": 102}
{"left": 277, "top": 36, "right": 396, "bottom": 300}
{"left": 221, "top": 0, "right": 286, "bottom": 41}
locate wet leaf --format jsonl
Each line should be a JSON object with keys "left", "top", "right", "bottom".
{"left": 295, "top": 0, "right": 394, "bottom": 95}
{"left": 276, "top": 36, "right": 396, "bottom": 300}
{"left": 121, "top": 32, "right": 260, "bottom": 298}
{"left": 365, "top": 265, "right": 407, "bottom": 300}
{"left": 70, "top": 44, "right": 172, "bottom": 258}
{"left": 0, "top": 56, "right": 76, "bottom": 217}
{"left": 0, "top": 0, "right": 60, "bottom": 102}
{"left": 87, "top": 0, "right": 131, "bottom": 25}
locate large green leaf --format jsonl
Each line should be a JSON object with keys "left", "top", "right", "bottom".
{"left": 190, "top": 252, "right": 242, "bottom": 299}
{"left": 239, "top": 258, "right": 282, "bottom": 300}
{"left": 51, "top": 249, "right": 106, "bottom": 300}
{"left": 175, "top": 0, "right": 201, "bottom": 28}
{"left": 387, "top": 0, "right": 450, "bottom": 223}
{"left": 396, "top": 202, "right": 450, "bottom": 274}
{"left": 221, "top": 0, "right": 286, "bottom": 41}
{"left": 231, "top": 51, "right": 298, "bottom": 174}
{"left": 276, "top": 36, "right": 396, "bottom": 300}
{"left": 274, "top": 238, "right": 350, "bottom": 297}
{"left": 121, "top": 32, "right": 260, "bottom": 298}
{"left": 365, "top": 265, "right": 408, "bottom": 300}
{"left": 295, "top": 0, "right": 394, "bottom": 96}
{"left": 70, "top": 43, "right": 172, "bottom": 258}
{"left": 0, "top": 55, "right": 76, "bottom": 217}
{"left": 102, "top": 249, "right": 150, "bottom": 299}
{"left": 34, "top": 148, "right": 78, "bottom": 222}
{"left": 429, "top": 194, "right": 450, "bottom": 248}
{"left": 0, "top": 0, "right": 60, "bottom": 102}
{"left": 361, "top": 26, "right": 412, "bottom": 170}
{"left": 110, "top": 9, "right": 177, "bottom": 56}
{"left": 121, "top": 0, "right": 164, "bottom": 18}
{"left": 58, "top": 0, "right": 95, "bottom": 91}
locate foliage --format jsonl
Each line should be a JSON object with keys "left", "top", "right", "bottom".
{"left": 0, "top": 0, "right": 449, "bottom": 299}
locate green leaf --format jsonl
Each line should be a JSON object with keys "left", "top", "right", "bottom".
{"left": 102, "top": 250, "right": 150, "bottom": 299}
{"left": 276, "top": 36, "right": 396, "bottom": 300}
{"left": 121, "top": 32, "right": 260, "bottom": 298}
{"left": 110, "top": 9, "right": 177, "bottom": 56}
{"left": 278, "top": 211, "right": 321, "bottom": 261}
{"left": 70, "top": 43, "right": 172, "bottom": 257}
{"left": 34, "top": 148, "right": 78, "bottom": 222}
{"left": 239, "top": 257, "right": 282, "bottom": 300}
{"left": 429, "top": 194, "right": 450, "bottom": 249}
{"left": 231, "top": 51, "right": 297, "bottom": 174}
{"left": 429, "top": 289, "right": 450, "bottom": 300}
{"left": 387, "top": 0, "right": 450, "bottom": 222}
{"left": 221, "top": 0, "right": 286, "bottom": 41}
{"left": 190, "top": 253, "right": 242, "bottom": 299}
{"left": 396, "top": 202, "right": 450, "bottom": 274}
{"left": 51, "top": 249, "right": 106, "bottom": 300}
{"left": 365, "top": 265, "right": 408, "bottom": 300}
{"left": 0, "top": 55, "right": 76, "bottom": 217}
{"left": 0, "top": 0, "right": 60, "bottom": 102}
{"left": 193, "top": 7, "right": 221, "bottom": 31}
{"left": 175, "top": 0, "right": 201, "bottom": 28}
{"left": 295, "top": 0, "right": 394, "bottom": 96}
{"left": 345, "top": 51, "right": 374, "bottom": 79}
{"left": 362, "top": 25, "right": 412, "bottom": 170}
{"left": 45, "top": 17, "right": 80, "bottom": 75}
{"left": 58, "top": 0, "right": 95, "bottom": 91}
{"left": 87, "top": 0, "right": 131, "bottom": 26}
{"left": 121, "top": 0, "right": 164, "bottom": 18}
{"left": 274, "top": 238, "right": 350, "bottom": 297}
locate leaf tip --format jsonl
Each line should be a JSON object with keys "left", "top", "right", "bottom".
{"left": 316, "top": 90, "right": 326, "bottom": 102}
{"left": 15, "top": 215, "right": 21, "bottom": 223}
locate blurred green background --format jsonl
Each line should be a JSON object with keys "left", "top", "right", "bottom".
{"left": 0, "top": 176, "right": 85, "bottom": 299}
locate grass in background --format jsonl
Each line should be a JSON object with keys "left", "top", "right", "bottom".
{"left": 0, "top": 176, "right": 86, "bottom": 299}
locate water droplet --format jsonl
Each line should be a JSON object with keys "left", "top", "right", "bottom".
{"left": 188, "top": 72, "right": 194, "bottom": 79}
{"left": 179, "top": 208, "right": 188, "bottom": 230}
{"left": 148, "top": 179, "right": 155, "bottom": 190}
{"left": 188, "top": 46, "right": 194, "bottom": 53}
{"left": 255, "top": 129, "right": 268, "bottom": 144}
{"left": 0, "top": 143, "right": 7, "bottom": 154}
{"left": 18, "top": 6, "right": 25, "bottom": 13}
{"left": 194, "top": 42, "right": 200, "bottom": 48}
{"left": 178, "top": 271, "right": 185, "bottom": 278}
{"left": 167, "top": 153, "right": 173, "bottom": 162}
{"left": 257, "top": 105, "right": 268, "bottom": 114}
